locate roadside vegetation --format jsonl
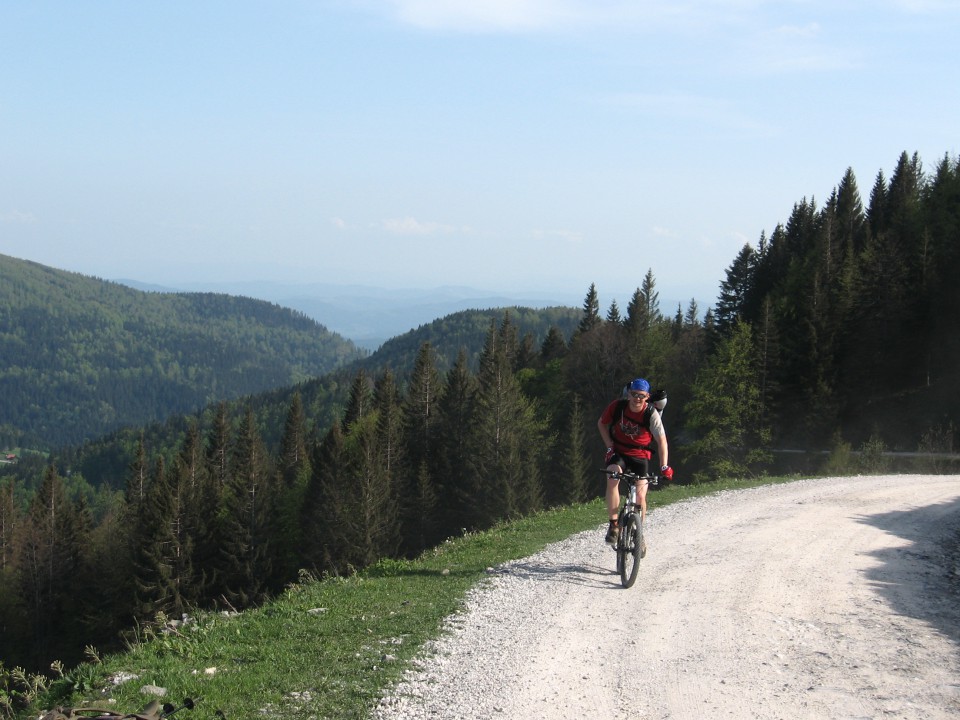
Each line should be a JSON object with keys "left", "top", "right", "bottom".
{"left": 4, "top": 475, "right": 794, "bottom": 720}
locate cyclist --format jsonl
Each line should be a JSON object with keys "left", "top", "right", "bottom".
{"left": 597, "top": 378, "right": 673, "bottom": 544}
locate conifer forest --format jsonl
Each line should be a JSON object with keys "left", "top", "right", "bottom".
{"left": 1, "top": 150, "right": 959, "bottom": 673}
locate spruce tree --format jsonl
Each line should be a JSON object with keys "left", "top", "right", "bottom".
{"left": 436, "top": 349, "right": 477, "bottom": 536}
{"left": 577, "top": 283, "right": 601, "bottom": 335}
{"left": 16, "top": 466, "right": 90, "bottom": 669}
{"left": 555, "top": 394, "right": 590, "bottom": 505}
{"left": 402, "top": 343, "right": 444, "bottom": 552}
{"left": 685, "top": 321, "right": 772, "bottom": 481}
{"left": 0, "top": 478, "right": 21, "bottom": 664}
{"left": 218, "top": 407, "right": 274, "bottom": 608}
{"left": 131, "top": 456, "right": 184, "bottom": 622}
{"left": 274, "top": 392, "right": 311, "bottom": 583}
{"left": 301, "top": 422, "right": 347, "bottom": 573}
{"left": 540, "top": 326, "right": 568, "bottom": 363}
{"left": 464, "top": 318, "right": 543, "bottom": 528}
{"left": 715, "top": 244, "right": 756, "bottom": 335}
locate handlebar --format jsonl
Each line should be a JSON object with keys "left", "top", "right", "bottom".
{"left": 603, "top": 469, "right": 660, "bottom": 487}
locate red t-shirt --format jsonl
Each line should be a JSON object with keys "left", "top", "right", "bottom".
{"left": 600, "top": 399, "right": 662, "bottom": 459}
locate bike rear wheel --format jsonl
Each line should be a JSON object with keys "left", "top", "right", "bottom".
{"left": 617, "top": 512, "right": 643, "bottom": 588}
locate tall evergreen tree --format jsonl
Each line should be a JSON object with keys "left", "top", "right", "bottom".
{"left": 274, "top": 392, "right": 311, "bottom": 583}
{"left": 685, "top": 321, "right": 771, "bottom": 481}
{"left": 402, "top": 343, "right": 444, "bottom": 552}
{"left": 540, "top": 326, "right": 568, "bottom": 363}
{"left": 16, "top": 466, "right": 90, "bottom": 669}
{"left": 436, "top": 349, "right": 477, "bottom": 536}
{"left": 463, "top": 319, "right": 543, "bottom": 529}
{"left": 218, "top": 407, "right": 274, "bottom": 608}
{"left": 554, "top": 394, "right": 590, "bottom": 505}
{"left": 577, "top": 283, "right": 602, "bottom": 335}
{"left": 606, "top": 300, "right": 622, "bottom": 324}
{"left": 0, "top": 478, "right": 22, "bottom": 664}
{"left": 301, "top": 421, "right": 347, "bottom": 573}
{"left": 715, "top": 244, "right": 756, "bottom": 335}
{"left": 130, "top": 456, "right": 186, "bottom": 622}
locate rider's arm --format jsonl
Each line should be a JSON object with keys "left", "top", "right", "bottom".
{"left": 597, "top": 416, "right": 614, "bottom": 450}
{"left": 650, "top": 411, "right": 668, "bottom": 468}
{"left": 656, "top": 433, "right": 668, "bottom": 468}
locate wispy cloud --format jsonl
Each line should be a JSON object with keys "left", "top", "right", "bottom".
{"left": 380, "top": 0, "right": 602, "bottom": 32}
{"left": 531, "top": 228, "right": 583, "bottom": 243}
{"left": 0, "top": 210, "right": 36, "bottom": 224}
{"left": 380, "top": 216, "right": 464, "bottom": 235}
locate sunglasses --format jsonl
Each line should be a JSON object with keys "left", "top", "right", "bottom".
{"left": 629, "top": 391, "right": 649, "bottom": 400}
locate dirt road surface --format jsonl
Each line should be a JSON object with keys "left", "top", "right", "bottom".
{"left": 374, "top": 475, "right": 960, "bottom": 719}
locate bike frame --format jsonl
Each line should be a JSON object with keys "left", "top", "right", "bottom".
{"left": 605, "top": 469, "right": 659, "bottom": 588}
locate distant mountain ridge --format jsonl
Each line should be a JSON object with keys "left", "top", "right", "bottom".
{"left": 118, "top": 279, "right": 588, "bottom": 350}
{"left": 0, "top": 254, "right": 364, "bottom": 449}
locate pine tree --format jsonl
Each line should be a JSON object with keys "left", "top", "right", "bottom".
{"left": 684, "top": 321, "right": 772, "bottom": 481}
{"left": 577, "top": 283, "right": 601, "bottom": 335}
{"left": 218, "top": 407, "right": 274, "bottom": 608}
{"left": 640, "top": 269, "right": 662, "bottom": 326}
{"left": 343, "top": 369, "right": 373, "bottom": 430}
{"left": 402, "top": 343, "right": 444, "bottom": 552}
{"left": 540, "top": 326, "right": 568, "bottom": 363}
{"left": 0, "top": 478, "right": 22, "bottom": 663}
{"left": 463, "top": 318, "right": 543, "bottom": 528}
{"left": 301, "top": 421, "right": 347, "bottom": 573}
{"left": 196, "top": 403, "right": 231, "bottom": 600}
{"left": 16, "top": 466, "right": 90, "bottom": 668}
{"left": 131, "top": 456, "right": 183, "bottom": 621}
{"left": 715, "top": 244, "right": 756, "bottom": 335}
{"left": 605, "top": 300, "right": 622, "bottom": 324}
{"left": 436, "top": 349, "right": 477, "bottom": 535}
{"left": 274, "top": 392, "right": 311, "bottom": 583}
{"left": 555, "top": 394, "right": 590, "bottom": 505}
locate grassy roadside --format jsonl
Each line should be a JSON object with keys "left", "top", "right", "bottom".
{"left": 16, "top": 475, "right": 793, "bottom": 720}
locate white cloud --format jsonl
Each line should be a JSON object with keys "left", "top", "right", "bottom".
{"left": 380, "top": 216, "right": 461, "bottom": 235}
{"left": 0, "top": 210, "right": 37, "bottom": 224}
{"left": 531, "top": 228, "right": 583, "bottom": 243}
{"left": 381, "top": 0, "right": 602, "bottom": 32}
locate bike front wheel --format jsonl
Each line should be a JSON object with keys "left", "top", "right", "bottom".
{"left": 617, "top": 512, "right": 643, "bottom": 588}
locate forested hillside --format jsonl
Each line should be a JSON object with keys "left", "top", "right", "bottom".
{"left": 1, "top": 149, "right": 958, "bottom": 681}
{"left": 709, "top": 150, "right": 960, "bottom": 453}
{"left": 0, "top": 254, "right": 363, "bottom": 449}
{"left": 49, "top": 306, "right": 581, "bottom": 494}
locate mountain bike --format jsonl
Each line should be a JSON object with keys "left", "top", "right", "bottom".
{"left": 40, "top": 698, "right": 197, "bottom": 720}
{"left": 604, "top": 469, "right": 659, "bottom": 588}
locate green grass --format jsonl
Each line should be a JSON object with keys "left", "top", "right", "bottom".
{"left": 17, "top": 475, "right": 798, "bottom": 720}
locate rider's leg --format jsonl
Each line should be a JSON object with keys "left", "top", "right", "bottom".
{"left": 638, "top": 480, "right": 648, "bottom": 524}
{"left": 605, "top": 463, "right": 621, "bottom": 521}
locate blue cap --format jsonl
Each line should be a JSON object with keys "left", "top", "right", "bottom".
{"left": 628, "top": 378, "right": 650, "bottom": 393}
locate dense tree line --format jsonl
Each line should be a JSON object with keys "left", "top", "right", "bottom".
{"left": 710, "top": 151, "right": 960, "bottom": 452}
{"left": 1, "top": 149, "right": 957, "bottom": 676}
{"left": 0, "top": 254, "right": 364, "bottom": 449}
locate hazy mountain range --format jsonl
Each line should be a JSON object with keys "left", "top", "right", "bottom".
{"left": 118, "top": 279, "right": 696, "bottom": 350}
{"left": 116, "top": 280, "right": 585, "bottom": 349}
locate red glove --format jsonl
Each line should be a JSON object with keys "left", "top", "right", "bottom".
{"left": 660, "top": 465, "right": 674, "bottom": 481}
{"left": 605, "top": 447, "right": 616, "bottom": 464}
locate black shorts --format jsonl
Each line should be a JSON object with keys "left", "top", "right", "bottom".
{"left": 609, "top": 454, "right": 650, "bottom": 477}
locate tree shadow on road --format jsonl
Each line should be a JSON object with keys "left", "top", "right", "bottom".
{"left": 855, "top": 493, "right": 960, "bottom": 645}
{"left": 492, "top": 558, "right": 623, "bottom": 589}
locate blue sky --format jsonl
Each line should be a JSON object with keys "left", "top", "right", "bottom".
{"left": 2, "top": 0, "right": 957, "bottom": 312}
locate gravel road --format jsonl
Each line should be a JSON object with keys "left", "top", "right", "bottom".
{"left": 372, "top": 474, "right": 960, "bottom": 720}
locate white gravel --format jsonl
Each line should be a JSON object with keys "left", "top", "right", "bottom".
{"left": 372, "top": 475, "right": 960, "bottom": 720}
